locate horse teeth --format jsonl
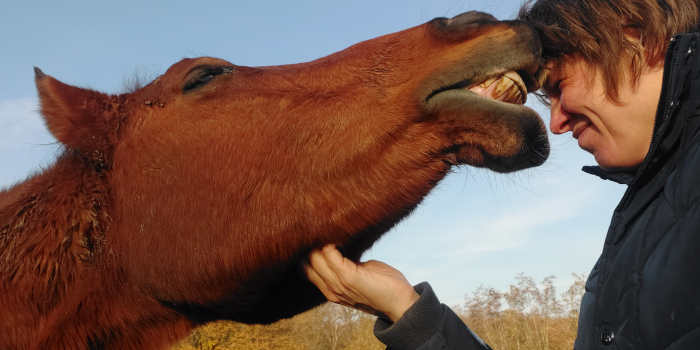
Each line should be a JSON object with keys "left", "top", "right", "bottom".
{"left": 469, "top": 71, "right": 526, "bottom": 104}
{"left": 478, "top": 77, "right": 498, "bottom": 88}
{"left": 493, "top": 78, "right": 524, "bottom": 104}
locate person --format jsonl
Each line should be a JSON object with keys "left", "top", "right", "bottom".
{"left": 303, "top": 0, "right": 700, "bottom": 349}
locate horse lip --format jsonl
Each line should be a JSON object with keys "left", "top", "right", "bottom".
{"left": 421, "top": 65, "right": 550, "bottom": 172}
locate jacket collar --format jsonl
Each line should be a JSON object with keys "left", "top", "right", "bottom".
{"left": 584, "top": 32, "right": 700, "bottom": 185}
{"left": 582, "top": 166, "right": 635, "bottom": 184}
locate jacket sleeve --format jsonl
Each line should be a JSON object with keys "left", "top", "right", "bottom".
{"left": 373, "top": 282, "right": 492, "bottom": 350}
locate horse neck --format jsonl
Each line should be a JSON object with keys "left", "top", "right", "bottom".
{"left": 0, "top": 152, "right": 109, "bottom": 347}
{"left": 0, "top": 150, "right": 111, "bottom": 274}
{"left": 0, "top": 152, "right": 194, "bottom": 350}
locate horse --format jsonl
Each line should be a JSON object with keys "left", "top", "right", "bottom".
{"left": 0, "top": 11, "right": 547, "bottom": 349}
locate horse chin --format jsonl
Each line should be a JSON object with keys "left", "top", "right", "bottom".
{"left": 426, "top": 89, "right": 548, "bottom": 173}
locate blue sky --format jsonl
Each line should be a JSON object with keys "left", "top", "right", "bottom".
{"left": 0, "top": 0, "right": 626, "bottom": 307}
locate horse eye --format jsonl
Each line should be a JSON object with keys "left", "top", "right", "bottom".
{"left": 183, "top": 65, "right": 234, "bottom": 93}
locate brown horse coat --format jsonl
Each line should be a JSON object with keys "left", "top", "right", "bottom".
{"left": 0, "top": 11, "right": 547, "bottom": 349}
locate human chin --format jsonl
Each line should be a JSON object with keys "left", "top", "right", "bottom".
{"left": 593, "top": 148, "right": 641, "bottom": 171}
{"left": 583, "top": 135, "right": 619, "bottom": 169}
{"left": 575, "top": 126, "right": 596, "bottom": 155}
{"left": 593, "top": 152, "right": 616, "bottom": 170}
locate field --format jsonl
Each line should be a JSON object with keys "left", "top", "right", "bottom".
{"left": 173, "top": 273, "right": 585, "bottom": 350}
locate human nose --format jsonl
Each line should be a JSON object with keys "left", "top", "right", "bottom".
{"left": 549, "top": 97, "right": 573, "bottom": 134}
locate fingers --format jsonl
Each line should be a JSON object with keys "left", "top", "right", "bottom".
{"left": 304, "top": 244, "right": 363, "bottom": 305}
{"left": 318, "top": 244, "right": 359, "bottom": 283}
{"left": 304, "top": 245, "right": 420, "bottom": 322}
{"left": 304, "top": 245, "right": 345, "bottom": 303}
{"left": 304, "top": 259, "right": 336, "bottom": 301}
{"left": 304, "top": 246, "right": 381, "bottom": 317}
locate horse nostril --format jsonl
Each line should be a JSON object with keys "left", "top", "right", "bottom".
{"left": 525, "top": 125, "right": 550, "bottom": 165}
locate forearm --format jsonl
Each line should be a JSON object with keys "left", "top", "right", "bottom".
{"left": 374, "top": 282, "right": 492, "bottom": 350}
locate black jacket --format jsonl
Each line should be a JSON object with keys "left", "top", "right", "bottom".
{"left": 374, "top": 32, "right": 700, "bottom": 350}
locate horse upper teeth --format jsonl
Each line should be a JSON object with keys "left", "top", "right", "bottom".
{"left": 469, "top": 71, "right": 526, "bottom": 104}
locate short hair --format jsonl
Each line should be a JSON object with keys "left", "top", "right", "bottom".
{"left": 518, "top": 0, "right": 699, "bottom": 102}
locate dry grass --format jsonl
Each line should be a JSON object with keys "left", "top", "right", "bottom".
{"left": 172, "top": 273, "right": 585, "bottom": 350}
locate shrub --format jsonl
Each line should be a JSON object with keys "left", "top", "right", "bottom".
{"left": 173, "top": 273, "right": 586, "bottom": 350}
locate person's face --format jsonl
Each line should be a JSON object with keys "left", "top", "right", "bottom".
{"left": 545, "top": 57, "right": 664, "bottom": 170}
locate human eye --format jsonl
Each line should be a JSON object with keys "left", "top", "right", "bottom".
{"left": 533, "top": 75, "right": 561, "bottom": 107}
{"left": 542, "top": 78, "right": 562, "bottom": 98}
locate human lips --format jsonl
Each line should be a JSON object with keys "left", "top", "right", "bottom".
{"left": 571, "top": 120, "right": 596, "bottom": 154}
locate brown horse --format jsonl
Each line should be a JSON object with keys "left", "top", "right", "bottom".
{"left": 0, "top": 11, "right": 547, "bottom": 350}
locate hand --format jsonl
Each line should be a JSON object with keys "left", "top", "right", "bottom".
{"left": 303, "top": 244, "right": 420, "bottom": 322}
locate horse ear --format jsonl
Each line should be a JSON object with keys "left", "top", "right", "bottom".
{"left": 34, "top": 67, "right": 114, "bottom": 154}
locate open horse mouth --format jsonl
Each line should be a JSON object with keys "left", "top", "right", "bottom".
{"left": 405, "top": 12, "right": 549, "bottom": 175}
{"left": 427, "top": 68, "right": 546, "bottom": 106}
{"left": 421, "top": 64, "right": 549, "bottom": 173}
{"left": 467, "top": 69, "right": 545, "bottom": 104}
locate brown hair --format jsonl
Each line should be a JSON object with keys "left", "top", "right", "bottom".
{"left": 519, "top": 0, "right": 699, "bottom": 101}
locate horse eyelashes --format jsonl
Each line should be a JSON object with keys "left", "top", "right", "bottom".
{"left": 183, "top": 67, "right": 219, "bottom": 92}
{"left": 183, "top": 65, "right": 234, "bottom": 93}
